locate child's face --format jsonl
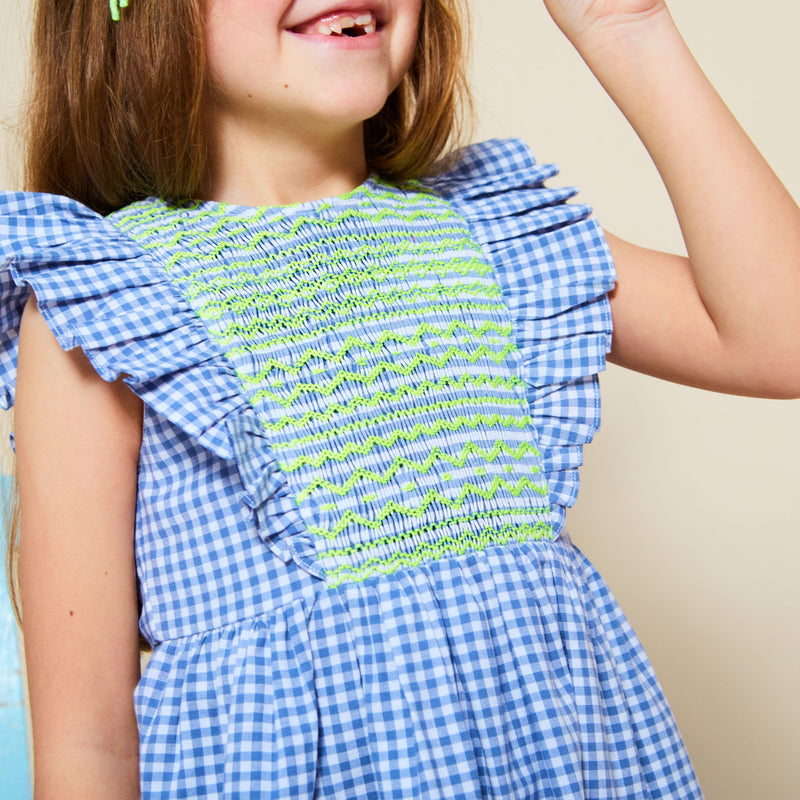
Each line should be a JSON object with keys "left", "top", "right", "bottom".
{"left": 205, "top": 0, "right": 421, "bottom": 137}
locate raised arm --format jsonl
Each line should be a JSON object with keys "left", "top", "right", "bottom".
{"left": 15, "top": 292, "right": 143, "bottom": 799}
{"left": 543, "top": 0, "right": 800, "bottom": 398}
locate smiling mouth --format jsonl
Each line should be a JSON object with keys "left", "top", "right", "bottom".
{"left": 290, "top": 10, "right": 379, "bottom": 37}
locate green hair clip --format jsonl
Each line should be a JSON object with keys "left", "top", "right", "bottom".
{"left": 109, "top": 0, "right": 130, "bottom": 22}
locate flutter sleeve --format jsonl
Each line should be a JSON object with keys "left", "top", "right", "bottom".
{"left": 0, "top": 190, "right": 245, "bottom": 457}
{"left": 428, "top": 138, "right": 617, "bottom": 532}
{"left": 0, "top": 190, "right": 309, "bottom": 567}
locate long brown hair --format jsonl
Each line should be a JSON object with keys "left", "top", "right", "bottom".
{"left": 25, "top": 0, "right": 473, "bottom": 214}
{"left": 5, "top": 0, "right": 473, "bottom": 625}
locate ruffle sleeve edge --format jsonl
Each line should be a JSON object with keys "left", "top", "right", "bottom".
{"left": 428, "top": 138, "right": 617, "bottom": 527}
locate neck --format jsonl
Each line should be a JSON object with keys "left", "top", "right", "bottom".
{"left": 202, "top": 114, "right": 369, "bottom": 208}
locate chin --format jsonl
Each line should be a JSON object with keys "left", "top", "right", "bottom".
{"left": 305, "top": 87, "right": 396, "bottom": 130}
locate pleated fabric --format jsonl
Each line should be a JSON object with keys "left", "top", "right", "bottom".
{"left": 0, "top": 138, "right": 703, "bottom": 798}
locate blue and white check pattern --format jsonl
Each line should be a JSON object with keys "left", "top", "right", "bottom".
{"left": 0, "top": 139, "right": 703, "bottom": 798}
{"left": 433, "top": 138, "right": 616, "bottom": 526}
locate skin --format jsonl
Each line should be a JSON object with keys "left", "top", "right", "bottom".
{"left": 15, "top": 1, "right": 800, "bottom": 796}
{"left": 202, "top": 0, "right": 421, "bottom": 206}
{"left": 17, "top": 296, "right": 142, "bottom": 800}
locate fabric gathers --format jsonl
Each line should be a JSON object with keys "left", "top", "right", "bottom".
{"left": 0, "top": 138, "right": 703, "bottom": 799}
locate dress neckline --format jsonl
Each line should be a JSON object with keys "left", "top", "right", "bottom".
{"left": 147, "top": 173, "right": 383, "bottom": 219}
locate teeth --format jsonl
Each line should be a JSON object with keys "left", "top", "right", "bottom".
{"left": 312, "top": 11, "right": 376, "bottom": 36}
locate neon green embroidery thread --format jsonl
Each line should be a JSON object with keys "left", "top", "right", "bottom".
{"left": 318, "top": 507, "right": 552, "bottom": 561}
{"left": 249, "top": 364, "right": 522, "bottom": 409}
{"left": 229, "top": 319, "right": 510, "bottom": 362}
{"left": 324, "top": 520, "right": 554, "bottom": 588}
{"left": 292, "top": 441, "right": 542, "bottom": 502}
{"left": 197, "top": 280, "right": 503, "bottom": 321}
{"left": 278, "top": 414, "right": 534, "bottom": 472}
{"left": 135, "top": 221, "right": 474, "bottom": 273}
{"left": 306, "top": 478, "right": 550, "bottom": 540}
{"left": 269, "top": 396, "right": 526, "bottom": 449}
{"left": 113, "top": 182, "right": 556, "bottom": 589}
{"left": 111, "top": 183, "right": 442, "bottom": 236}
{"left": 237, "top": 342, "right": 516, "bottom": 387}
{"left": 183, "top": 254, "right": 494, "bottom": 304}
{"left": 176, "top": 241, "right": 491, "bottom": 294}
{"left": 215, "top": 300, "right": 508, "bottom": 347}
{"left": 261, "top": 390, "right": 523, "bottom": 432}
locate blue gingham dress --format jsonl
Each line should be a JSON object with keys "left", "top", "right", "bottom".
{"left": 0, "top": 139, "right": 703, "bottom": 799}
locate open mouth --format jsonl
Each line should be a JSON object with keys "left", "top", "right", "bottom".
{"left": 289, "top": 10, "right": 381, "bottom": 38}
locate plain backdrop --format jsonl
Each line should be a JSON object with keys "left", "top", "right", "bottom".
{"left": 1, "top": 2, "right": 799, "bottom": 798}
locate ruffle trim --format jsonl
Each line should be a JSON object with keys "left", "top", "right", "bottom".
{"left": 1, "top": 138, "right": 615, "bottom": 578}
{"left": 0, "top": 190, "right": 311, "bottom": 577}
{"left": 428, "top": 138, "right": 617, "bottom": 526}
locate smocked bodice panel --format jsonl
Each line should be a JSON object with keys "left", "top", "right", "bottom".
{"left": 111, "top": 178, "right": 555, "bottom": 590}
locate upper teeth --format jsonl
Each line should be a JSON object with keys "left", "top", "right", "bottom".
{"left": 317, "top": 12, "right": 376, "bottom": 35}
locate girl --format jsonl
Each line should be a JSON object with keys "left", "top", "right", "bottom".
{"left": 2, "top": 1, "right": 799, "bottom": 799}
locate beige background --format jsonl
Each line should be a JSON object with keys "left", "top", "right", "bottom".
{"left": 2, "top": 1, "right": 799, "bottom": 798}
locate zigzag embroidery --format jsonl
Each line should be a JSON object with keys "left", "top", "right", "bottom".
{"left": 317, "top": 506, "right": 551, "bottom": 560}
{"left": 182, "top": 254, "right": 494, "bottom": 303}
{"left": 259, "top": 375, "right": 526, "bottom": 427}
{"left": 212, "top": 300, "right": 508, "bottom": 343}
{"left": 118, "top": 206, "right": 272, "bottom": 242}
{"left": 174, "top": 237, "right": 486, "bottom": 289}
{"left": 267, "top": 396, "right": 523, "bottom": 446}
{"left": 119, "top": 182, "right": 561, "bottom": 587}
{"left": 198, "top": 280, "right": 502, "bottom": 321}
{"left": 113, "top": 198, "right": 274, "bottom": 234}
{"left": 239, "top": 343, "right": 517, "bottom": 387}
{"left": 160, "top": 225, "right": 475, "bottom": 272}
{"left": 228, "top": 319, "right": 512, "bottom": 362}
{"left": 250, "top": 355, "right": 519, "bottom": 407}
{"left": 279, "top": 414, "right": 534, "bottom": 471}
{"left": 112, "top": 181, "right": 442, "bottom": 239}
{"left": 294, "top": 440, "right": 542, "bottom": 501}
{"left": 143, "top": 203, "right": 460, "bottom": 250}
{"left": 273, "top": 396, "right": 529, "bottom": 453}
{"left": 324, "top": 521, "right": 554, "bottom": 588}
{"left": 306, "top": 477, "right": 550, "bottom": 539}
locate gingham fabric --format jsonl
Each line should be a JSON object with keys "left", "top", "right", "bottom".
{"left": 0, "top": 138, "right": 703, "bottom": 799}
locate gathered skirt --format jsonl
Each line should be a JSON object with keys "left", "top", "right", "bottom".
{"left": 134, "top": 535, "right": 703, "bottom": 799}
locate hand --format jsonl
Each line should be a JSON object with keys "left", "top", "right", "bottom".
{"left": 542, "top": 0, "right": 669, "bottom": 49}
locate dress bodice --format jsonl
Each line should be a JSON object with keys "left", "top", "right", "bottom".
{"left": 1, "top": 138, "right": 615, "bottom": 642}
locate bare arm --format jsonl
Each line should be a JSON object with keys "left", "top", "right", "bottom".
{"left": 15, "top": 292, "right": 143, "bottom": 799}
{"left": 544, "top": 1, "right": 800, "bottom": 398}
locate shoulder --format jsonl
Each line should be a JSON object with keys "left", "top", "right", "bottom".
{"left": 0, "top": 190, "right": 146, "bottom": 272}
{"left": 16, "top": 289, "right": 143, "bottom": 461}
{"left": 426, "top": 137, "right": 559, "bottom": 198}
{"left": 422, "top": 137, "right": 601, "bottom": 245}
{"left": 0, "top": 190, "right": 156, "bottom": 412}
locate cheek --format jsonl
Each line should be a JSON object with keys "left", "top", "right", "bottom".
{"left": 391, "top": 0, "right": 423, "bottom": 87}
{"left": 204, "top": 1, "right": 284, "bottom": 102}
